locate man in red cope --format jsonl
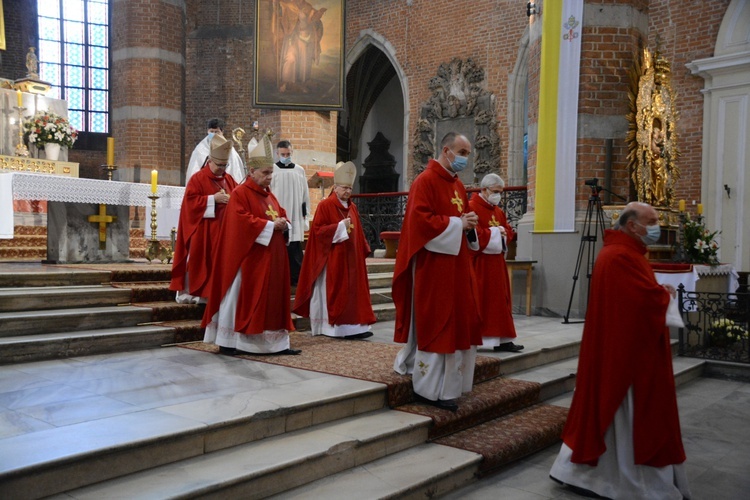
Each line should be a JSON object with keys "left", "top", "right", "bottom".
{"left": 169, "top": 134, "right": 238, "bottom": 304}
{"left": 293, "top": 161, "right": 376, "bottom": 339}
{"left": 201, "top": 135, "right": 300, "bottom": 356}
{"left": 550, "top": 202, "right": 690, "bottom": 499}
{"left": 469, "top": 173, "right": 524, "bottom": 352}
{"left": 392, "top": 132, "right": 483, "bottom": 412}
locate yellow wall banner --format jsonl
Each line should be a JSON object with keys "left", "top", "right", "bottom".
{"left": 534, "top": 0, "right": 584, "bottom": 232}
{"left": 0, "top": 1, "right": 6, "bottom": 51}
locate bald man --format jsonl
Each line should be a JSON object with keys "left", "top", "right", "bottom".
{"left": 550, "top": 202, "right": 690, "bottom": 499}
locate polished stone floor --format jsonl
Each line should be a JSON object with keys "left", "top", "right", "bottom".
{"left": 0, "top": 316, "right": 748, "bottom": 499}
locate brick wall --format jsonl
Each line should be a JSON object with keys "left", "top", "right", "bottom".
{"left": 0, "top": 0, "right": 37, "bottom": 81}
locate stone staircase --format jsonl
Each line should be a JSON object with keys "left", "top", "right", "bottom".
{"left": 0, "top": 259, "right": 707, "bottom": 499}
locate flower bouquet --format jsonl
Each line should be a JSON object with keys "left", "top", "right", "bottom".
{"left": 682, "top": 214, "right": 720, "bottom": 265}
{"left": 708, "top": 318, "right": 748, "bottom": 348}
{"left": 23, "top": 111, "right": 78, "bottom": 149}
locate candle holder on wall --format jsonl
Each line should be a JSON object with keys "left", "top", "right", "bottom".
{"left": 145, "top": 193, "right": 173, "bottom": 263}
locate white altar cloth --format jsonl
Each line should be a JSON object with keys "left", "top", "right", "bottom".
{"left": 655, "top": 264, "right": 740, "bottom": 294}
{"left": 0, "top": 172, "right": 184, "bottom": 239}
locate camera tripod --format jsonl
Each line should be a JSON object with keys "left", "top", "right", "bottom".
{"left": 562, "top": 184, "right": 608, "bottom": 324}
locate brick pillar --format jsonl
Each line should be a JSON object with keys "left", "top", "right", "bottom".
{"left": 259, "top": 109, "right": 338, "bottom": 214}
{"left": 111, "top": 0, "right": 185, "bottom": 187}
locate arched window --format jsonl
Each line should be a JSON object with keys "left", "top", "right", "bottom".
{"left": 37, "top": 0, "right": 109, "bottom": 134}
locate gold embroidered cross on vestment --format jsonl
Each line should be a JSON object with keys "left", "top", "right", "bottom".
{"left": 489, "top": 215, "right": 501, "bottom": 227}
{"left": 450, "top": 190, "right": 463, "bottom": 214}
{"left": 265, "top": 205, "right": 278, "bottom": 220}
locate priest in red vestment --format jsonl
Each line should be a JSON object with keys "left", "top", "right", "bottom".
{"left": 469, "top": 173, "right": 523, "bottom": 352}
{"left": 550, "top": 202, "right": 690, "bottom": 499}
{"left": 169, "top": 134, "right": 238, "bottom": 304}
{"left": 293, "top": 161, "right": 376, "bottom": 339}
{"left": 201, "top": 135, "right": 300, "bottom": 356}
{"left": 392, "top": 132, "right": 483, "bottom": 412}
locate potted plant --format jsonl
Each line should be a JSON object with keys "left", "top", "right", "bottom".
{"left": 708, "top": 318, "right": 747, "bottom": 349}
{"left": 682, "top": 214, "right": 720, "bottom": 265}
{"left": 23, "top": 110, "right": 78, "bottom": 161}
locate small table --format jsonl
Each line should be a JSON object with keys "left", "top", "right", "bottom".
{"left": 506, "top": 259, "right": 537, "bottom": 316}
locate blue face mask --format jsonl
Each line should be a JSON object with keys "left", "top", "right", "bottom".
{"left": 280, "top": 156, "right": 292, "bottom": 165}
{"left": 637, "top": 222, "right": 661, "bottom": 245}
{"left": 207, "top": 132, "right": 215, "bottom": 142}
{"left": 448, "top": 149, "right": 468, "bottom": 172}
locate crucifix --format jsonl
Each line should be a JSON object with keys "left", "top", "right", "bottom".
{"left": 87, "top": 204, "right": 117, "bottom": 250}
{"left": 450, "top": 190, "right": 464, "bottom": 213}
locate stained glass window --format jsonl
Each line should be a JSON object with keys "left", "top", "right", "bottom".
{"left": 37, "top": 0, "right": 109, "bottom": 134}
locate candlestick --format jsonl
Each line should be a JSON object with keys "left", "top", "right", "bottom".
{"left": 107, "top": 137, "right": 115, "bottom": 165}
{"left": 13, "top": 105, "right": 29, "bottom": 157}
{"left": 145, "top": 193, "right": 173, "bottom": 263}
{"left": 697, "top": 203, "right": 703, "bottom": 215}
{"left": 151, "top": 169, "right": 158, "bottom": 193}
{"left": 16, "top": 90, "right": 23, "bottom": 107}
{"left": 678, "top": 199, "right": 685, "bottom": 212}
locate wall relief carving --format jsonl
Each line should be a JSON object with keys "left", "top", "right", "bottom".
{"left": 411, "top": 58, "right": 500, "bottom": 186}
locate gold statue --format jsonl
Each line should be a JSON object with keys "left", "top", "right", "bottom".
{"left": 627, "top": 47, "right": 680, "bottom": 207}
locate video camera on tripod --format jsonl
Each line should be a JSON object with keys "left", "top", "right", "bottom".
{"left": 584, "top": 177, "right": 603, "bottom": 196}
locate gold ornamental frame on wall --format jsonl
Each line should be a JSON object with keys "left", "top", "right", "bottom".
{"left": 626, "top": 47, "right": 680, "bottom": 208}
{"left": 253, "top": 0, "right": 345, "bottom": 111}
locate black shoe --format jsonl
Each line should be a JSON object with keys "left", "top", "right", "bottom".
{"left": 413, "top": 393, "right": 459, "bottom": 412}
{"left": 494, "top": 342, "right": 524, "bottom": 352}
{"left": 275, "top": 348, "right": 302, "bottom": 355}
{"left": 218, "top": 346, "right": 236, "bottom": 356}
{"left": 343, "top": 331, "right": 374, "bottom": 340}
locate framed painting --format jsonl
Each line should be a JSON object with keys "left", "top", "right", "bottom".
{"left": 253, "top": 0, "right": 345, "bottom": 110}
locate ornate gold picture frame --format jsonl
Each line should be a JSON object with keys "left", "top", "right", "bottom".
{"left": 253, "top": 0, "right": 345, "bottom": 110}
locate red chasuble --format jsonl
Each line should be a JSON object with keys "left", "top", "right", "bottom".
{"left": 562, "top": 230, "right": 686, "bottom": 467}
{"left": 392, "top": 159, "right": 482, "bottom": 353}
{"left": 293, "top": 192, "right": 376, "bottom": 326}
{"left": 169, "top": 167, "right": 237, "bottom": 298}
{"left": 201, "top": 180, "right": 294, "bottom": 335}
{"left": 468, "top": 195, "right": 517, "bottom": 340}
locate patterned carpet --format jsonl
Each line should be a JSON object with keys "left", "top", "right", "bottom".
{"left": 180, "top": 333, "right": 503, "bottom": 408}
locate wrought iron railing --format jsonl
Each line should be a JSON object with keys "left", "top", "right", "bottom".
{"left": 351, "top": 186, "right": 528, "bottom": 252}
{"left": 677, "top": 284, "right": 750, "bottom": 363}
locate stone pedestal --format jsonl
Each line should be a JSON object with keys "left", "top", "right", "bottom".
{"left": 46, "top": 202, "right": 130, "bottom": 263}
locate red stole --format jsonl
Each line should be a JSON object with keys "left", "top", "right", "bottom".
{"left": 468, "top": 195, "right": 517, "bottom": 339}
{"left": 169, "top": 167, "right": 237, "bottom": 297}
{"left": 201, "top": 180, "right": 294, "bottom": 334}
{"left": 293, "top": 193, "right": 376, "bottom": 325}
{"left": 392, "top": 160, "right": 482, "bottom": 353}
{"left": 562, "top": 230, "right": 686, "bottom": 467}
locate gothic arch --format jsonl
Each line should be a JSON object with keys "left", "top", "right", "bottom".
{"left": 341, "top": 31, "right": 409, "bottom": 191}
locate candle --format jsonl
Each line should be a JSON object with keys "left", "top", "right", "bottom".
{"left": 151, "top": 170, "right": 158, "bottom": 193}
{"left": 107, "top": 137, "right": 115, "bottom": 165}
{"left": 678, "top": 199, "right": 685, "bottom": 212}
{"left": 16, "top": 90, "right": 23, "bottom": 107}
{"left": 697, "top": 203, "right": 703, "bottom": 215}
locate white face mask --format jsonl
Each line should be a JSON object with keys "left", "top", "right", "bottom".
{"left": 487, "top": 192, "right": 502, "bottom": 206}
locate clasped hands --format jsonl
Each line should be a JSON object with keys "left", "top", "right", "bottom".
{"left": 461, "top": 212, "right": 478, "bottom": 231}
{"left": 272, "top": 217, "right": 289, "bottom": 231}
{"left": 214, "top": 190, "right": 230, "bottom": 204}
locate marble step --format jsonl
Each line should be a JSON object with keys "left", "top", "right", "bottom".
{"left": 0, "top": 379, "right": 391, "bottom": 499}
{"left": 0, "top": 285, "right": 132, "bottom": 312}
{"left": 513, "top": 348, "right": 707, "bottom": 404}
{"left": 368, "top": 272, "right": 394, "bottom": 289}
{"left": 48, "top": 409, "right": 431, "bottom": 500}
{"left": 292, "top": 302, "right": 396, "bottom": 331}
{"left": 0, "top": 268, "right": 111, "bottom": 288}
{"left": 267, "top": 443, "right": 482, "bottom": 499}
{"left": 0, "top": 305, "right": 154, "bottom": 337}
{"left": 0, "top": 325, "right": 177, "bottom": 364}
